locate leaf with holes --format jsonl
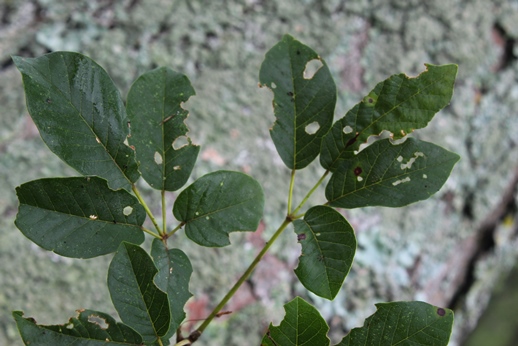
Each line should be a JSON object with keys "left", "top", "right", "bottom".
{"left": 320, "top": 64, "right": 457, "bottom": 172}
{"left": 13, "top": 310, "right": 143, "bottom": 345}
{"left": 293, "top": 206, "right": 356, "bottom": 300}
{"left": 127, "top": 67, "right": 200, "bottom": 191}
{"left": 326, "top": 138, "right": 460, "bottom": 209}
{"left": 259, "top": 34, "right": 336, "bottom": 170}
{"left": 336, "top": 301, "right": 454, "bottom": 346}
{"left": 13, "top": 53, "right": 139, "bottom": 192}
{"left": 151, "top": 238, "right": 193, "bottom": 341}
{"left": 14, "top": 177, "right": 145, "bottom": 258}
{"left": 261, "top": 297, "right": 330, "bottom": 346}
{"left": 108, "top": 242, "right": 170, "bottom": 343}
{"left": 173, "top": 170, "right": 264, "bottom": 247}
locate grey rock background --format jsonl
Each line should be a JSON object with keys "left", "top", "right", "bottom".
{"left": 1, "top": 0, "right": 518, "bottom": 345}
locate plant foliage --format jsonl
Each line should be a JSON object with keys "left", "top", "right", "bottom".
{"left": 12, "top": 34, "right": 459, "bottom": 345}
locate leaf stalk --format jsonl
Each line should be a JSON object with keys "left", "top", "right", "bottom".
{"left": 167, "top": 222, "right": 186, "bottom": 237}
{"left": 162, "top": 189, "right": 167, "bottom": 235}
{"left": 132, "top": 184, "right": 163, "bottom": 235}
{"left": 175, "top": 340, "right": 191, "bottom": 346}
{"left": 141, "top": 226, "right": 161, "bottom": 239}
{"left": 291, "top": 170, "right": 329, "bottom": 216}
{"left": 192, "top": 217, "right": 292, "bottom": 337}
{"left": 287, "top": 169, "right": 296, "bottom": 213}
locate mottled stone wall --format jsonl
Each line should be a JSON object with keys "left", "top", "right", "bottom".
{"left": 1, "top": 1, "right": 517, "bottom": 345}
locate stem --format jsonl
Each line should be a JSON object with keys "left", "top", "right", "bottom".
{"left": 167, "top": 222, "right": 185, "bottom": 237}
{"left": 132, "top": 184, "right": 163, "bottom": 235}
{"left": 189, "top": 168, "right": 329, "bottom": 341}
{"left": 193, "top": 217, "right": 292, "bottom": 335}
{"left": 292, "top": 212, "right": 306, "bottom": 220}
{"left": 162, "top": 189, "right": 167, "bottom": 236}
{"left": 287, "top": 169, "right": 296, "bottom": 213}
{"left": 142, "top": 226, "right": 161, "bottom": 239}
{"left": 175, "top": 341, "right": 191, "bottom": 346}
{"left": 291, "top": 170, "right": 330, "bottom": 216}
{"left": 157, "top": 338, "right": 164, "bottom": 346}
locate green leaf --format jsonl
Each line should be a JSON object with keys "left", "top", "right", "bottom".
{"left": 12, "top": 52, "right": 139, "bottom": 192}
{"left": 320, "top": 64, "right": 458, "bottom": 172}
{"left": 336, "top": 301, "right": 454, "bottom": 346}
{"left": 293, "top": 206, "right": 356, "bottom": 300}
{"left": 259, "top": 34, "right": 337, "bottom": 170}
{"left": 108, "top": 242, "right": 171, "bottom": 343}
{"left": 151, "top": 238, "right": 193, "bottom": 341}
{"left": 173, "top": 170, "right": 264, "bottom": 247}
{"left": 13, "top": 310, "right": 143, "bottom": 345}
{"left": 127, "top": 66, "right": 200, "bottom": 191}
{"left": 261, "top": 297, "right": 330, "bottom": 346}
{"left": 14, "top": 177, "right": 145, "bottom": 258}
{"left": 326, "top": 138, "right": 460, "bottom": 209}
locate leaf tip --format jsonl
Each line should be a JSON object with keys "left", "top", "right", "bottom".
{"left": 11, "top": 55, "right": 27, "bottom": 67}
{"left": 282, "top": 33, "right": 295, "bottom": 41}
{"left": 12, "top": 310, "right": 24, "bottom": 318}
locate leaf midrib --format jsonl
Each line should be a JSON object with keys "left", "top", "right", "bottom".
{"left": 20, "top": 204, "right": 139, "bottom": 227}
{"left": 31, "top": 54, "right": 132, "bottom": 188}
{"left": 328, "top": 67, "right": 452, "bottom": 171}
{"left": 328, "top": 151, "right": 457, "bottom": 203}
{"left": 358, "top": 72, "right": 445, "bottom": 140}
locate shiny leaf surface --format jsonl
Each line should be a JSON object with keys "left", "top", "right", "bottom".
{"left": 127, "top": 66, "right": 199, "bottom": 191}
{"left": 321, "top": 64, "right": 457, "bottom": 172}
{"left": 173, "top": 171, "right": 264, "bottom": 247}
{"left": 13, "top": 310, "right": 143, "bottom": 345}
{"left": 15, "top": 177, "right": 145, "bottom": 258}
{"left": 293, "top": 206, "right": 356, "bottom": 300}
{"left": 326, "top": 138, "right": 460, "bottom": 208}
{"left": 259, "top": 34, "right": 336, "bottom": 169}
{"left": 151, "top": 238, "right": 193, "bottom": 341}
{"left": 261, "top": 297, "right": 330, "bottom": 346}
{"left": 336, "top": 301, "right": 454, "bottom": 346}
{"left": 108, "top": 242, "right": 170, "bottom": 343}
{"left": 13, "top": 52, "right": 139, "bottom": 191}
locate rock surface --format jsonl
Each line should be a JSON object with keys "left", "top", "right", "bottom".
{"left": 1, "top": 1, "right": 517, "bottom": 345}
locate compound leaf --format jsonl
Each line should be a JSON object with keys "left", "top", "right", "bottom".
{"left": 14, "top": 177, "right": 145, "bottom": 258}
{"left": 108, "top": 242, "right": 170, "bottom": 343}
{"left": 336, "top": 301, "right": 454, "bottom": 346}
{"left": 173, "top": 171, "right": 264, "bottom": 247}
{"left": 13, "top": 52, "right": 139, "bottom": 192}
{"left": 13, "top": 310, "right": 143, "bottom": 345}
{"left": 293, "top": 206, "right": 356, "bottom": 300}
{"left": 259, "top": 34, "right": 336, "bottom": 170}
{"left": 326, "top": 138, "right": 460, "bottom": 209}
{"left": 261, "top": 297, "right": 330, "bottom": 346}
{"left": 151, "top": 238, "right": 193, "bottom": 341}
{"left": 321, "top": 64, "right": 457, "bottom": 172}
{"left": 127, "top": 66, "right": 200, "bottom": 191}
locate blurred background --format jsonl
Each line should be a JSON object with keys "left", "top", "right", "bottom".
{"left": 1, "top": 0, "right": 518, "bottom": 345}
